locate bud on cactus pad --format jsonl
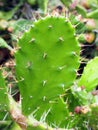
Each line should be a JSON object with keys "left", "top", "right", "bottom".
{"left": 15, "top": 16, "right": 80, "bottom": 127}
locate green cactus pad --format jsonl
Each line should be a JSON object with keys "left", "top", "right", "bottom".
{"left": 15, "top": 16, "right": 80, "bottom": 127}
{"left": 0, "top": 70, "right": 9, "bottom": 120}
{"left": 78, "top": 57, "right": 98, "bottom": 91}
{"left": 46, "top": 98, "right": 69, "bottom": 127}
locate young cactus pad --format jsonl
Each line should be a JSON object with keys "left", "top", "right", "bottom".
{"left": 15, "top": 16, "right": 80, "bottom": 127}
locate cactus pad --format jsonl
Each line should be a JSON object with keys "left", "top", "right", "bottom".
{"left": 0, "top": 71, "right": 9, "bottom": 120}
{"left": 15, "top": 16, "right": 80, "bottom": 127}
{"left": 78, "top": 57, "right": 98, "bottom": 91}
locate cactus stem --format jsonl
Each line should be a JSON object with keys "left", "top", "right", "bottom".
{"left": 43, "top": 52, "right": 47, "bottom": 59}
{"left": 59, "top": 37, "right": 64, "bottom": 42}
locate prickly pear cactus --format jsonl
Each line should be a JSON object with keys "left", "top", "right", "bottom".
{"left": 15, "top": 16, "right": 80, "bottom": 127}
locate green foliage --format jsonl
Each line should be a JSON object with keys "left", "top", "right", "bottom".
{"left": 88, "top": 105, "right": 98, "bottom": 129}
{"left": 0, "top": 5, "right": 20, "bottom": 20}
{"left": 86, "top": 0, "right": 98, "bottom": 9}
{"left": 37, "top": 0, "right": 48, "bottom": 13}
{"left": 0, "top": 10, "right": 15, "bottom": 20}
{"left": 27, "top": 0, "right": 36, "bottom": 5}
{"left": 87, "top": 9, "right": 98, "bottom": 19}
{"left": 27, "top": 0, "right": 48, "bottom": 13}
{"left": 60, "top": 0, "right": 72, "bottom": 7}
{"left": 75, "top": 5, "right": 87, "bottom": 17}
{"left": 9, "top": 19, "right": 33, "bottom": 41}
